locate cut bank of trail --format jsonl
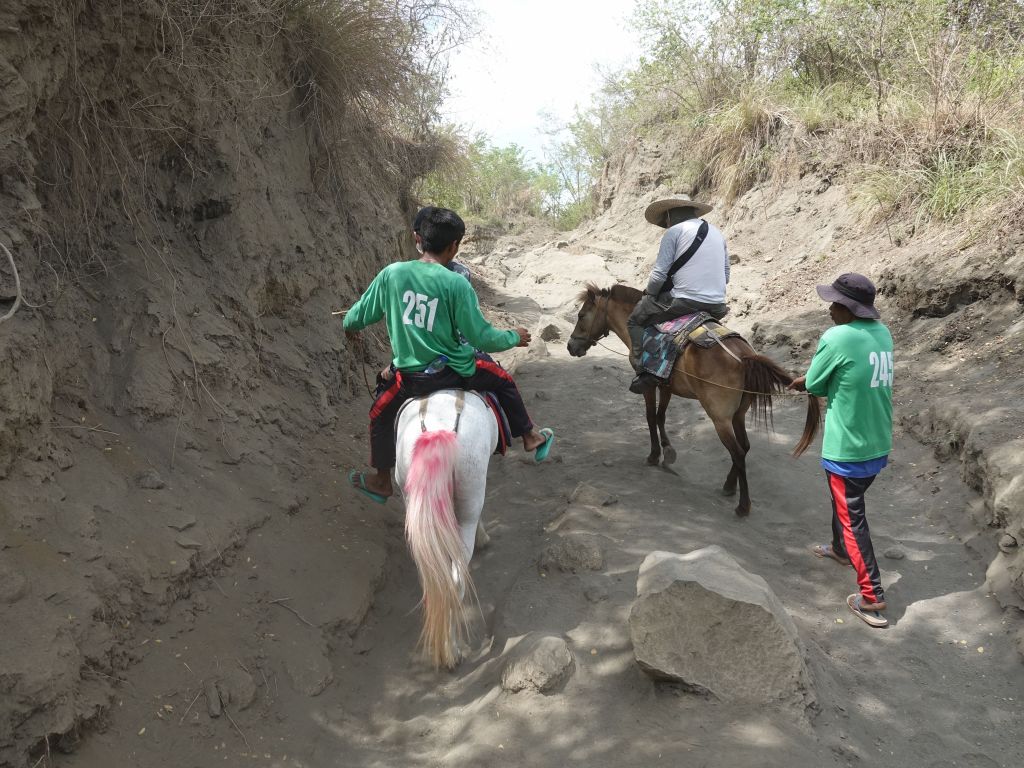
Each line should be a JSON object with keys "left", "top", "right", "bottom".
{"left": 58, "top": 210, "right": 1024, "bottom": 768}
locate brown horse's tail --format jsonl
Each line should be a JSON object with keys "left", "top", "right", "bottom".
{"left": 741, "top": 354, "right": 821, "bottom": 458}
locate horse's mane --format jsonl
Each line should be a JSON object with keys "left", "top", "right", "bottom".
{"left": 576, "top": 282, "right": 643, "bottom": 304}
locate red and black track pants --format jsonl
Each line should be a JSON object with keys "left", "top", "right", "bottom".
{"left": 826, "top": 471, "right": 885, "bottom": 605}
{"left": 368, "top": 356, "right": 534, "bottom": 470}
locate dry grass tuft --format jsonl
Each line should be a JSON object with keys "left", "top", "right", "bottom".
{"left": 28, "top": 0, "right": 455, "bottom": 278}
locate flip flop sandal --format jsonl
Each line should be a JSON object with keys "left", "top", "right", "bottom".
{"left": 812, "top": 544, "right": 852, "bottom": 567}
{"left": 348, "top": 470, "right": 388, "bottom": 504}
{"left": 847, "top": 593, "right": 889, "bottom": 628}
{"left": 534, "top": 428, "right": 555, "bottom": 463}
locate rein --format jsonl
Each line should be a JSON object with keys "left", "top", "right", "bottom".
{"left": 586, "top": 294, "right": 612, "bottom": 343}
{"left": 588, "top": 313, "right": 807, "bottom": 398}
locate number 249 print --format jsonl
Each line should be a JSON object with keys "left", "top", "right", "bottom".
{"left": 402, "top": 290, "right": 439, "bottom": 331}
{"left": 868, "top": 351, "right": 894, "bottom": 388}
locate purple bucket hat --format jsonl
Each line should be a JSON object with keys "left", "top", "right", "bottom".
{"left": 816, "top": 273, "right": 880, "bottom": 319}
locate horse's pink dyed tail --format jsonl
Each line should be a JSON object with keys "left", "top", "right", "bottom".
{"left": 403, "top": 429, "right": 471, "bottom": 669}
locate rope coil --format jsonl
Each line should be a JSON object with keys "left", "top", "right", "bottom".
{"left": 0, "top": 241, "right": 22, "bottom": 325}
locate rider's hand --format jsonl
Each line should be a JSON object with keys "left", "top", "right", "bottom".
{"left": 787, "top": 375, "right": 807, "bottom": 392}
{"left": 515, "top": 327, "right": 532, "bottom": 347}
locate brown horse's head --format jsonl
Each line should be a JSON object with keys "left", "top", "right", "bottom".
{"left": 567, "top": 283, "right": 611, "bottom": 357}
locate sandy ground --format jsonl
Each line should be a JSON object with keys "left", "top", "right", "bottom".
{"left": 53, "top": 235, "right": 1024, "bottom": 768}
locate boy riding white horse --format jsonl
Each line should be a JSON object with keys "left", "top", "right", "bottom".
{"left": 343, "top": 207, "right": 554, "bottom": 503}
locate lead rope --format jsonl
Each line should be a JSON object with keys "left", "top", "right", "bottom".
{"left": 594, "top": 336, "right": 808, "bottom": 398}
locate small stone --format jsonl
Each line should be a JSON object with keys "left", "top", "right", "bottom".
{"left": 556, "top": 241, "right": 569, "bottom": 249}
{"left": 167, "top": 513, "right": 197, "bottom": 532}
{"left": 584, "top": 583, "right": 609, "bottom": 603}
{"left": 534, "top": 390, "right": 551, "bottom": 401}
{"left": 475, "top": 521, "right": 491, "bottom": 551}
{"left": 764, "top": 256, "right": 774, "bottom": 263}
{"left": 204, "top": 680, "right": 222, "bottom": 718}
{"left": 0, "top": 568, "right": 28, "bottom": 604}
{"left": 883, "top": 547, "right": 905, "bottom": 560}
{"left": 568, "top": 482, "right": 618, "bottom": 507}
{"left": 136, "top": 469, "right": 166, "bottom": 490}
{"left": 500, "top": 634, "right": 575, "bottom": 694}
{"left": 220, "top": 668, "right": 258, "bottom": 710}
{"left": 285, "top": 496, "right": 307, "bottom": 516}
{"left": 175, "top": 536, "right": 202, "bottom": 550}
{"left": 602, "top": 459, "right": 614, "bottom": 467}
{"left": 285, "top": 650, "right": 333, "bottom": 697}
{"left": 540, "top": 534, "right": 605, "bottom": 573}
{"left": 998, "top": 533, "right": 1017, "bottom": 553}
{"left": 540, "top": 324, "right": 561, "bottom": 342}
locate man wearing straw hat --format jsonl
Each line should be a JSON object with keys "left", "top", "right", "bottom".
{"left": 788, "top": 273, "right": 894, "bottom": 628}
{"left": 627, "top": 194, "right": 731, "bottom": 393}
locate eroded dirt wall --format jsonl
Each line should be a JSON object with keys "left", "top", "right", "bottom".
{"left": 0, "top": 2, "right": 413, "bottom": 762}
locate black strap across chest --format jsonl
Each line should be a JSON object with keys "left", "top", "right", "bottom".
{"left": 657, "top": 219, "right": 709, "bottom": 297}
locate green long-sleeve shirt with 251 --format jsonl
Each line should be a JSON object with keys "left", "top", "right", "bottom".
{"left": 343, "top": 261, "right": 520, "bottom": 377}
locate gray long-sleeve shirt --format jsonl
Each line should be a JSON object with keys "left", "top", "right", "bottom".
{"left": 645, "top": 219, "right": 730, "bottom": 302}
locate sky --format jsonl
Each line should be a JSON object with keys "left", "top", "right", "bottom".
{"left": 443, "top": 0, "right": 643, "bottom": 164}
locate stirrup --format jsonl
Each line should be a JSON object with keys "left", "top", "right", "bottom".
{"left": 629, "top": 373, "right": 661, "bottom": 394}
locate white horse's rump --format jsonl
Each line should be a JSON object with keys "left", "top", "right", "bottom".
{"left": 395, "top": 390, "right": 498, "bottom": 669}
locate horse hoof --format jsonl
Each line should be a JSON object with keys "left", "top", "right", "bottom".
{"left": 734, "top": 505, "right": 751, "bottom": 517}
{"left": 661, "top": 446, "right": 677, "bottom": 466}
{"left": 646, "top": 455, "right": 660, "bottom": 466}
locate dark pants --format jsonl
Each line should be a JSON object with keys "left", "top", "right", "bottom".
{"left": 826, "top": 471, "right": 885, "bottom": 604}
{"left": 626, "top": 292, "right": 729, "bottom": 369}
{"left": 369, "top": 357, "right": 534, "bottom": 470}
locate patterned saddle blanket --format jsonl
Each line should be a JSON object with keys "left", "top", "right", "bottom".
{"left": 640, "top": 312, "right": 743, "bottom": 380}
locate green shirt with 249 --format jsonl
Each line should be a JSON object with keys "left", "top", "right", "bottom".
{"left": 805, "top": 320, "right": 894, "bottom": 463}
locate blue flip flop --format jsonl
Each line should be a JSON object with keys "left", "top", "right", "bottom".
{"left": 348, "top": 470, "right": 388, "bottom": 504}
{"left": 534, "top": 428, "right": 555, "bottom": 463}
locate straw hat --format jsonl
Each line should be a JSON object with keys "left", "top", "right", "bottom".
{"left": 643, "top": 194, "right": 713, "bottom": 227}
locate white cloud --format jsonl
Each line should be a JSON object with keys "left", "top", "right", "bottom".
{"left": 444, "top": 0, "right": 641, "bottom": 163}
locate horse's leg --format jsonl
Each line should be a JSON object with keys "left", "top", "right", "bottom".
{"left": 711, "top": 415, "right": 751, "bottom": 516}
{"left": 644, "top": 388, "right": 661, "bottom": 466}
{"left": 722, "top": 397, "right": 752, "bottom": 496}
{"left": 657, "top": 386, "right": 676, "bottom": 466}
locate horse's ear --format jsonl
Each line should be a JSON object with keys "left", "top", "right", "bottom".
{"left": 577, "top": 283, "right": 598, "bottom": 304}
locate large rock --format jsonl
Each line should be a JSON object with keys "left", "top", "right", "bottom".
{"left": 500, "top": 634, "right": 575, "bottom": 694}
{"left": 629, "top": 547, "right": 814, "bottom": 707}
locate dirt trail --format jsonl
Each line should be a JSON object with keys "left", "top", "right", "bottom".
{"left": 56, "top": 236, "right": 1024, "bottom": 768}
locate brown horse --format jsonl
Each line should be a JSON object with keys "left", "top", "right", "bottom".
{"left": 566, "top": 283, "right": 820, "bottom": 516}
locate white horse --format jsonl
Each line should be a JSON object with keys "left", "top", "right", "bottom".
{"left": 394, "top": 389, "right": 498, "bottom": 669}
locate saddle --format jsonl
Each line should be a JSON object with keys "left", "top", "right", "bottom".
{"left": 639, "top": 312, "right": 743, "bottom": 380}
{"left": 395, "top": 390, "right": 513, "bottom": 455}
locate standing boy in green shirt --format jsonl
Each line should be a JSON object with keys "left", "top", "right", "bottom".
{"left": 789, "top": 273, "right": 893, "bottom": 628}
{"left": 343, "top": 208, "right": 553, "bottom": 503}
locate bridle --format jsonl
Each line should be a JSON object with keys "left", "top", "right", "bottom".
{"left": 570, "top": 293, "right": 611, "bottom": 350}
